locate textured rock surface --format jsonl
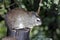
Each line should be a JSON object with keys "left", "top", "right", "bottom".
{"left": 2, "top": 28, "right": 30, "bottom": 40}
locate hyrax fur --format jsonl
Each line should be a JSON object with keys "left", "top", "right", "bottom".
{"left": 5, "top": 8, "right": 42, "bottom": 29}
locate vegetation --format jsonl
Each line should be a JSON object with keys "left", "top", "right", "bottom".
{"left": 0, "top": 0, "right": 60, "bottom": 40}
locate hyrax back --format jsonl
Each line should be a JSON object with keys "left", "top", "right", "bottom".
{"left": 5, "top": 8, "right": 42, "bottom": 29}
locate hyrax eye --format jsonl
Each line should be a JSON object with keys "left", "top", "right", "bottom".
{"left": 37, "top": 20, "right": 40, "bottom": 21}
{"left": 37, "top": 18, "right": 40, "bottom": 21}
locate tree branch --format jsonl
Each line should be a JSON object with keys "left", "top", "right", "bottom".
{"left": 37, "top": 0, "right": 43, "bottom": 15}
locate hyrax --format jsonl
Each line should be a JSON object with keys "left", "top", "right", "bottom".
{"left": 5, "top": 8, "right": 42, "bottom": 30}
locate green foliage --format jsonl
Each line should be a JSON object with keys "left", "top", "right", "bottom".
{"left": 0, "top": 21, "right": 7, "bottom": 38}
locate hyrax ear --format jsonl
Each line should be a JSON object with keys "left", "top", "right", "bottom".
{"left": 30, "top": 11, "right": 39, "bottom": 17}
{"left": 28, "top": 11, "right": 36, "bottom": 16}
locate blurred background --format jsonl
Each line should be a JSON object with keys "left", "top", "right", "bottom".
{"left": 0, "top": 0, "right": 60, "bottom": 40}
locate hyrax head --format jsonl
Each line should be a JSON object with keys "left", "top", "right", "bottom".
{"left": 26, "top": 11, "right": 42, "bottom": 28}
{"left": 5, "top": 8, "right": 42, "bottom": 29}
